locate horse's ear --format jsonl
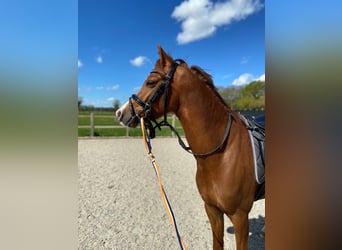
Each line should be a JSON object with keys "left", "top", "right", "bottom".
{"left": 157, "top": 44, "right": 173, "bottom": 68}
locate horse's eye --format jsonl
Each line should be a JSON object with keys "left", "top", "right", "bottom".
{"left": 146, "top": 80, "right": 157, "bottom": 88}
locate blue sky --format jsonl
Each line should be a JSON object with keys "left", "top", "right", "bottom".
{"left": 79, "top": 0, "right": 265, "bottom": 107}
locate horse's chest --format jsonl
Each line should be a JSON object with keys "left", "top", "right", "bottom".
{"left": 195, "top": 166, "right": 224, "bottom": 204}
{"left": 195, "top": 158, "right": 240, "bottom": 206}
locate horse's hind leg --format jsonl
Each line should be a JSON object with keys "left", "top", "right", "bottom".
{"left": 230, "top": 210, "right": 249, "bottom": 250}
{"left": 205, "top": 203, "right": 224, "bottom": 250}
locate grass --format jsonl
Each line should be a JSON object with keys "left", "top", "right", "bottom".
{"left": 78, "top": 111, "right": 184, "bottom": 137}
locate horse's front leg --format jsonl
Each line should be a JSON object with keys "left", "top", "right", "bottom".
{"left": 230, "top": 210, "right": 249, "bottom": 250}
{"left": 205, "top": 203, "right": 224, "bottom": 250}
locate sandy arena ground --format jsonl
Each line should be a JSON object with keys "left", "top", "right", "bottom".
{"left": 78, "top": 138, "right": 265, "bottom": 250}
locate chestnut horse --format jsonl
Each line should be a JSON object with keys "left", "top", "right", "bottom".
{"left": 116, "top": 45, "right": 265, "bottom": 250}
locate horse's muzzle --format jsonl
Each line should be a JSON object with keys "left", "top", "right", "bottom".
{"left": 115, "top": 102, "right": 140, "bottom": 128}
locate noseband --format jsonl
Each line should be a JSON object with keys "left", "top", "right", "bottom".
{"left": 128, "top": 60, "right": 182, "bottom": 138}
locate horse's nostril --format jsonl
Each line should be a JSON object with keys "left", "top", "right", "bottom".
{"left": 116, "top": 109, "right": 122, "bottom": 120}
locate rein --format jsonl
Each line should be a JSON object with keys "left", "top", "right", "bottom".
{"left": 155, "top": 113, "right": 233, "bottom": 157}
{"left": 140, "top": 117, "right": 188, "bottom": 250}
{"left": 130, "top": 59, "right": 233, "bottom": 157}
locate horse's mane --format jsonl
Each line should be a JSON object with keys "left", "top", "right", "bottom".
{"left": 189, "top": 64, "right": 230, "bottom": 110}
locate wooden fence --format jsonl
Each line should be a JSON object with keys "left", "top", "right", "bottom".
{"left": 78, "top": 111, "right": 263, "bottom": 138}
{"left": 78, "top": 112, "right": 179, "bottom": 138}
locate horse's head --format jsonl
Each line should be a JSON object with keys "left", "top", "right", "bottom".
{"left": 116, "top": 45, "right": 182, "bottom": 128}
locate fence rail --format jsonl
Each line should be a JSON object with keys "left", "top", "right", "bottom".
{"left": 78, "top": 110, "right": 264, "bottom": 138}
{"left": 78, "top": 112, "right": 179, "bottom": 138}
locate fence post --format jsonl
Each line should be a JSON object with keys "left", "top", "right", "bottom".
{"left": 90, "top": 112, "right": 94, "bottom": 137}
{"left": 172, "top": 114, "right": 176, "bottom": 137}
{"left": 126, "top": 127, "right": 129, "bottom": 137}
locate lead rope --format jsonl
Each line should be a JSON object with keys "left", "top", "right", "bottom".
{"left": 140, "top": 117, "right": 188, "bottom": 250}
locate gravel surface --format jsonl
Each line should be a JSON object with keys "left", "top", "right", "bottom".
{"left": 78, "top": 138, "right": 265, "bottom": 250}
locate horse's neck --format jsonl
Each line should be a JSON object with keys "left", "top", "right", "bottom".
{"left": 175, "top": 83, "right": 230, "bottom": 155}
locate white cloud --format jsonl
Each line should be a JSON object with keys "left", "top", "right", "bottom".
{"left": 106, "top": 85, "right": 120, "bottom": 91}
{"left": 240, "top": 56, "right": 250, "bottom": 64}
{"left": 133, "top": 86, "right": 141, "bottom": 92}
{"left": 95, "top": 85, "right": 120, "bottom": 91}
{"left": 231, "top": 73, "right": 254, "bottom": 86}
{"left": 107, "top": 97, "right": 115, "bottom": 102}
{"left": 96, "top": 56, "right": 103, "bottom": 64}
{"left": 256, "top": 73, "right": 265, "bottom": 81}
{"left": 78, "top": 86, "right": 92, "bottom": 93}
{"left": 78, "top": 60, "right": 83, "bottom": 68}
{"left": 172, "top": 0, "right": 263, "bottom": 44}
{"left": 130, "top": 56, "right": 148, "bottom": 67}
{"left": 231, "top": 72, "right": 265, "bottom": 86}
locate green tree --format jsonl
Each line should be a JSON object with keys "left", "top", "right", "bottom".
{"left": 219, "top": 87, "right": 240, "bottom": 109}
{"left": 236, "top": 81, "right": 265, "bottom": 110}
{"left": 219, "top": 80, "right": 265, "bottom": 110}
{"left": 113, "top": 99, "right": 120, "bottom": 112}
{"left": 78, "top": 97, "right": 83, "bottom": 111}
{"left": 240, "top": 81, "right": 265, "bottom": 99}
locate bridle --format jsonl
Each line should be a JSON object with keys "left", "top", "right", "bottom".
{"left": 128, "top": 59, "right": 233, "bottom": 157}
{"left": 128, "top": 60, "right": 182, "bottom": 138}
